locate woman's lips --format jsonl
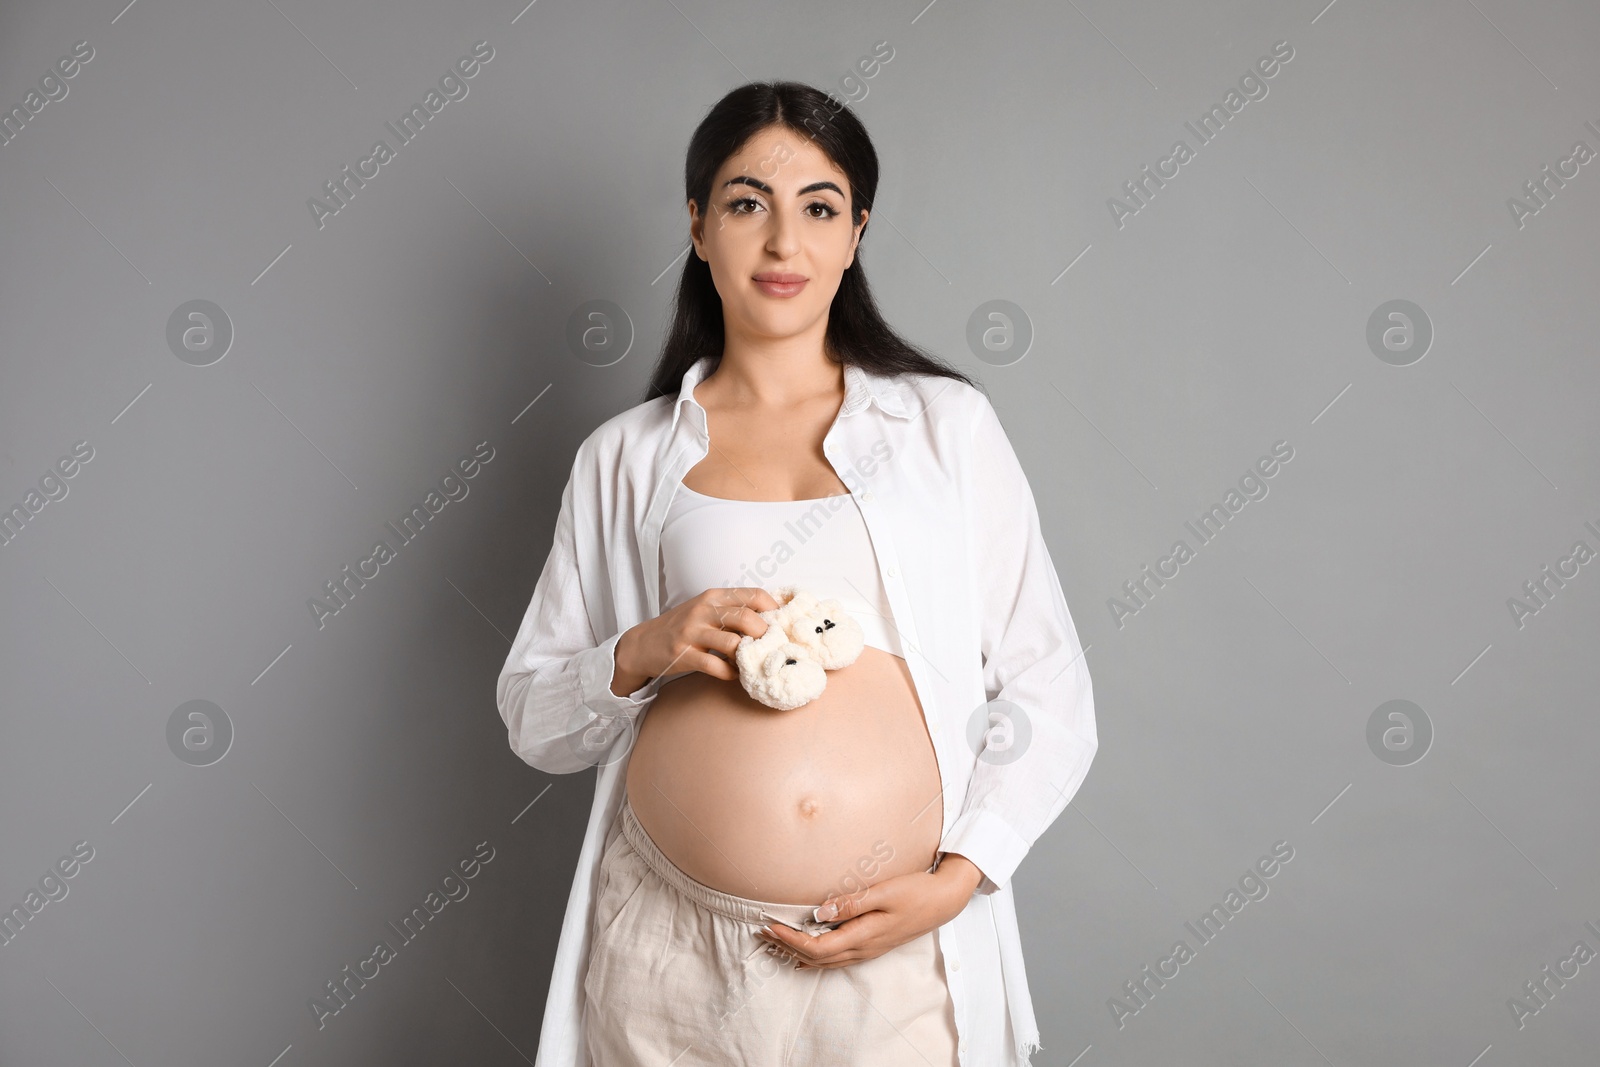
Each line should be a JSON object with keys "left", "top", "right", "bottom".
{"left": 753, "top": 277, "right": 808, "bottom": 298}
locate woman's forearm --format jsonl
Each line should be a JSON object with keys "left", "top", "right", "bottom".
{"left": 934, "top": 852, "right": 987, "bottom": 899}
{"left": 609, "top": 625, "right": 654, "bottom": 697}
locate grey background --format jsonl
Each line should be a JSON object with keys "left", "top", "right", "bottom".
{"left": 1, "top": 0, "right": 1597, "bottom": 1064}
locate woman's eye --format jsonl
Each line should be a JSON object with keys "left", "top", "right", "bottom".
{"left": 725, "top": 197, "right": 839, "bottom": 219}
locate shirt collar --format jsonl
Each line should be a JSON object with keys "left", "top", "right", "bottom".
{"left": 669, "top": 354, "right": 911, "bottom": 433}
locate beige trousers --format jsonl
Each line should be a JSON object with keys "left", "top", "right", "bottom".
{"left": 582, "top": 795, "right": 960, "bottom": 1066}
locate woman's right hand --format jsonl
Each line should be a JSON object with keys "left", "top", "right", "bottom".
{"left": 610, "top": 587, "right": 780, "bottom": 696}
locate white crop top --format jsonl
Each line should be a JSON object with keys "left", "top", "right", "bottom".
{"left": 659, "top": 481, "right": 905, "bottom": 661}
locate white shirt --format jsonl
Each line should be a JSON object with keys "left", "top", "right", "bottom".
{"left": 496, "top": 354, "right": 1098, "bottom": 1067}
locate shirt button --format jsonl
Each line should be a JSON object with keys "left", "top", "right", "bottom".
{"left": 958, "top": 1038, "right": 967, "bottom": 1053}
{"left": 860, "top": 490, "right": 874, "bottom": 502}
{"left": 885, "top": 564, "right": 898, "bottom": 578}
{"left": 930, "top": 720, "right": 941, "bottom": 735}
{"left": 950, "top": 956, "right": 961, "bottom": 971}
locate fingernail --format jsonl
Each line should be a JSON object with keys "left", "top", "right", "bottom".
{"left": 813, "top": 902, "right": 837, "bottom": 922}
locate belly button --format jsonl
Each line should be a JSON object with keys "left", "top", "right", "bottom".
{"left": 797, "top": 796, "right": 821, "bottom": 820}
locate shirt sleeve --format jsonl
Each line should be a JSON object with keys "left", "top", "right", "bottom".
{"left": 938, "top": 391, "right": 1099, "bottom": 893}
{"left": 496, "top": 444, "right": 664, "bottom": 775}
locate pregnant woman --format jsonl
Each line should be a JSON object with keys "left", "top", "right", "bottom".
{"left": 497, "top": 82, "right": 1098, "bottom": 1067}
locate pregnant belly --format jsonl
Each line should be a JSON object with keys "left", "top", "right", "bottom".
{"left": 624, "top": 646, "right": 944, "bottom": 906}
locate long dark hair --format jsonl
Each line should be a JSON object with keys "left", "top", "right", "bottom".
{"left": 643, "top": 81, "right": 976, "bottom": 403}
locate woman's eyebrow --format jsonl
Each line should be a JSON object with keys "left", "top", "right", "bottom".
{"left": 723, "top": 176, "right": 844, "bottom": 198}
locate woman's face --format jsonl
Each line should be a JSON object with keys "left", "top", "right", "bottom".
{"left": 689, "top": 124, "right": 866, "bottom": 346}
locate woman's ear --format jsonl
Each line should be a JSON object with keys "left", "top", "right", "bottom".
{"left": 844, "top": 208, "right": 868, "bottom": 268}
{"left": 688, "top": 198, "right": 707, "bottom": 261}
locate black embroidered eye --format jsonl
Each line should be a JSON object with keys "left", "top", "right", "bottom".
{"left": 823, "top": 619, "right": 835, "bottom": 629}
{"left": 784, "top": 658, "right": 797, "bottom": 666}
{"left": 814, "top": 624, "right": 824, "bottom": 634}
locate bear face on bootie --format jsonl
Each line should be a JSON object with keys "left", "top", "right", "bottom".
{"left": 734, "top": 585, "right": 865, "bottom": 710}
{"left": 734, "top": 636, "right": 827, "bottom": 712}
{"left": 779, "top": 589, "right": 865, "bottom": 670}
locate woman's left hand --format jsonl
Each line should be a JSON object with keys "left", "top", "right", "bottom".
{"left": 756, "top": 854, "right": 984, "bottom": 969}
